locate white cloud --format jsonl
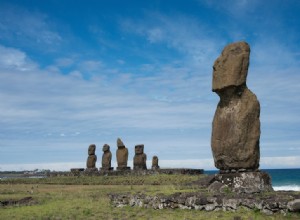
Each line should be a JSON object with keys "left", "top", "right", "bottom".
{"left": 201, "top": 0, "right": 261, "bottom": 17}
{"left": 79, "top": 60, "right": 103, "bottom": 72}
{"left": 121, "top": 13, "right": 222, "bottom": 69}
{"left": 0, "top": 45, "right": 36, "bottom": 71}
{"left": 0, "top": 4, "right": 62, "bottom": 49}
{"left": 55, "top": 57, "right": 75, "bottom": 67}
{"left": 260, "top": 156, "right": 300, "bottom": 169}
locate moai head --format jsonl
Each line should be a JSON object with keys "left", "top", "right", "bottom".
{"left": 212, "top": 41, "right": 250, "bottom": 92}
{"left": 103, "top": 144, "right": 110, "bottom": 152}
{"left": 88, "top": 144, "right": 96, "bottom": 155}
{"left": 117, "top": 138, "right": 125, "bottom": 149}
{"left": 135, "top": 144, "right": 144, "bottom": 155}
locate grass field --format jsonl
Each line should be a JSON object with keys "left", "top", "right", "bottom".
{"left": 0, "top": 175, "right": 299, "bottom": 220}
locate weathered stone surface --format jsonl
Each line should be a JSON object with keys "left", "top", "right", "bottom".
{"left": 116, "top": 138, "right": 129, "bottom": 169}
{"left": 207, "top": 181, "right": 225, "bottom": 193}
{"left": 88, "top": 144, "right": 96, "bottom": 155}
{"left": 70, "top": 168, "right": 85, "bottom": 176}
{"left": 86, "top": 155, "right": 97, "bottom": 169}
{"left": 86, "top": 144, "right": 97, "bottom": 169}
{"left": 208, "top": 172, "right": 273, "bottom": 194}
{"left": 133, "top": 144, "right": 147, "bottom": 170}
{"left": 48, "top": 168, "right": 204, "bottom": 177}
{"left": 152, "top": 156, "right": 160, "bottom": 170}
{"left": 287, "top": 199, "right": 300, "bottom": 212}
{"left": 109, "top": 190, "right": 300, "bottom": 214}
{"left": 117, "top": 138, "right": 125, "bottom": 147}
{"left": 101, "top": 144, "right": 113, "bottom": 170}
{"left": 211, "top": 41, "right": 260, "bottom": 170}
{"left": 212, "top": 41, "right": 250, "bottom": 91}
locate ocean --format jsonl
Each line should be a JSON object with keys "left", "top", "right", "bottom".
{"left": 205, "top": 168, "right": 300, "bottom": 191}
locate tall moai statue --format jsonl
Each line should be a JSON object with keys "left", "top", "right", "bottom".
{"left": 86, "top": 144, "right": 97, "bottom": 171}
{"left": 151, "top": 156, "right": 160, "bottom": 170}
{"left": 116, "top": 138, "right": 130, "bottom": 170}
{"left": 133, "top": 144, "right": 147, "bottom": 170}
{"left": 101, "top": 144, "right": 113, "bottom": 171}
{"left": 211, "top": 41, "right": 260, "bottom": 172}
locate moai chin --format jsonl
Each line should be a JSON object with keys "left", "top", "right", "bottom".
{"left": 101, "top": 144, "right": 113, "bottom": 171}
{"left": 116, "top": 138, "right": 130, "bottom": 170}
{"left": 151, "top": 156, "right": 160, "bottom": 170}
{"left": 211, "top": 41, "right": 260, "bottom": 172}
{"left": 133, "top": 144, "right": 147, "bottom": 170}
{"left": 86, "top": 144, "right": 97, "bottom": 171}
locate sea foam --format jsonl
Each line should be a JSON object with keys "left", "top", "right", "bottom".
{"left": 273, "top": 185, "right": 300, "bottom": 191}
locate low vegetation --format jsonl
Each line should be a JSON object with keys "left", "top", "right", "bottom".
{"left": 0, "top": 174, "right": 299, "bottom": 219}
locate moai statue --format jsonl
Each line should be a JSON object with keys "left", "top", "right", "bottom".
{"left": 133, "top": 144, "right": 147, "bottom": 170}
{"left": 86, "top": 144, "right": 97, "bottom": 171}
{"left": 151, "top": 156, "right": 160, "bottom": 170}
{"left": 101, "top": 144, "right": 113, "bottom": 171}
{"left": 208, "top": 42, "right": 273, "bottom": 194}
{"left": 116, "top": 138, "right": 130, "bottom": 170}
{"left": 211, "top": 41, "right": 260, "bottom": 172}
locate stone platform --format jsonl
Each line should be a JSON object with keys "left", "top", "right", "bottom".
{"left": 48, "top": 168, "right": 204, "bottom": 177}
{"left": 109, "top": 191, "right": 300, "bottom": 215}
{"left": 208, "top": 171, "right": 273, "bottom": 194}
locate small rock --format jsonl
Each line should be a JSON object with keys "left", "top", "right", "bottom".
{"left": 261, "top": 208, "right": 273, "bottom": 215}
{"left": 287, "top": 199, "right": 300, "bottom": 212}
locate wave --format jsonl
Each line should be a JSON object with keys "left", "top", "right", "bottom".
{"left": 273, "top": 185, "right": 300, "bottom": 191}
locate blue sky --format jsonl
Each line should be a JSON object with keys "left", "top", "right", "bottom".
{"left": 0, "top": 0, "right": 299, "bottom": 171}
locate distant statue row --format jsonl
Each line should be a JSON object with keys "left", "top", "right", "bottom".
{"left": 86, "top": 138, "right": 160, "bottom": 171}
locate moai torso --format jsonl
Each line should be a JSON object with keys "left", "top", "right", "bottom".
{"left": 151, "top": 156, "right": 160, "bottom": 170}
{"left": 116, "top": 138, "right": 128, "bottom": 167}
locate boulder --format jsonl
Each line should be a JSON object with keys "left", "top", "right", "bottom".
{"left": 287, "top": 199, "right": 300, "bottom": 212}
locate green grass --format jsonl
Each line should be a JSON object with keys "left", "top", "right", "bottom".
{"left": 0, "top": 175, "right": 299, "bottom": 219}
{"left": 0, "top": 174, "right": 200, "bottom": 186}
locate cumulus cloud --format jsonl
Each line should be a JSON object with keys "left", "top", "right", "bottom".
{"left": 0, "top": 45, "right": 37, "bottom": 70}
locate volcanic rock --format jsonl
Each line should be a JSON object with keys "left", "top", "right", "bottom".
{"left": 208, "top": 171, "right": 273, "bottom": 194}
{"left": 211, "top": 41, "right": 260, "bottom": 170}
{"left": 86, "top": 144, "right": 97, "bottom": 169}
{"left": 101, "top": 144, "right": 113, "bottom": 170}
{"left": 116, "top": 138, "right": 130, "bottom": 170}
{"left": 151, "top": 156, "right": 160, "bottom": 170}
{"left": 133, "top": 144, "right": 147, "bottom": 170}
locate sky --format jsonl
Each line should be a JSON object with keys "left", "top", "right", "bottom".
{"left": 0, "top": 0, "right": 300, "bottom": 171}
